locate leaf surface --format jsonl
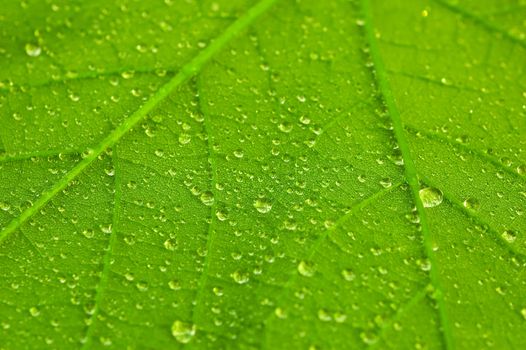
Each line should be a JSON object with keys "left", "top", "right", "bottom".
{"left": 0, "top": 0, "right": 525, "bottom": 349}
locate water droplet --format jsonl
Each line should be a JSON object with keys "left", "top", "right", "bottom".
{"left": 0, "top": 202, "right": 11, "bottom": 211}
{"left": 100, "top": 224, "right": 112, "bottom": 234}
{"left": 379, "top": 178, "right": 392, "bottom": 188}
{"left": 200, "top": 191, "right": 214, "bottom": 206}
{"left": 231, "top": 271, "right": 250, "bottom": 284}
{"left": 168, "top": 280, "right": 181, "bottom": 290}
{"left": 253, "top": 198, "right": 272, "bottom": 214}
{"left": 163, "top": 238, "right": 177, "bottom": 251}
{"left": 233, "top": 149, "right": 244, "bottom": 158}
{"left": 274, "top": 307, "right": 287, "bottom": 319}
{"left": 297, "top": 261, "right": 315, "bottom": 277}
{"left": 82, "top": 229, "right": 95, "bottom": 239}
{"left": 463, "top": 197, "right": 480, "bottom": 210}
{"left": 171, "top": 320, "right": 196, "bottom": 344}
{"left": 341, "top": 268, "right": 355, "bottom": 281}
{"left": 520, "top": 308, "right": 526, "bottom": 320}
{"left": 360, "top": 331, "right": 378, "bottom": 345}
{"left": 501, "top": 230, "right": 516, "bottom": 243}
{"left": 333, "top": 311, "right": 347, "bottom": 323}
{"left": 317, "top": 309, "right": 332, "bottom": 322}
{"left": 29, "top": 307, "right": 40, "bottom": 317}
{"left": 278, "top": 122, "right": 293, "bottom": 133}
{"left": 215, "top": 209, "right": 229, "bottom": 221}
{"left": 25, "top": 43, "right": 41, "bottom": 57}
{"left": 419, "top": 187, "right": 443, "bottom": 208}
{"left": 179, "top": 133, "right": 191, "bottom": 145}
{"left": 212, "top": 286, "right": 223, "bottom": 296}
{"left": 136, "top": 281, "right": 148, "bottom": 292}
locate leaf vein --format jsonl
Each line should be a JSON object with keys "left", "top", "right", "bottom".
{"left": 0, "top": 0, "right": 279, "bottom": 245}
{"left": 361, "top": 0, "right": 455, "bottom": 348}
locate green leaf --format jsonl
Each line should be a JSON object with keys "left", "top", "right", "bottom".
{"left": 1, "top": 0, "right": 525, "bottom": 349}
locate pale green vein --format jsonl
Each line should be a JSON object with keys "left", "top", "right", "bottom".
{"left": 372, "top": 286, "right": 429, "bottom": 349}
{"left": 404, "top": 124, "right": 525, "bottom": 182}
{"left": 259, "top": 183, "right": 402, "bottom": 342}
{"left": 191, "top": 75, "right": 220, "bottom": 325}
{"left": 81, "top": 149, "right": 121, "bottom": 349}
{"left": 388, "top": 70, "right": 483, "bottom": 93}
{"left": 420, "top": 175, "right": 526, "bottom": 261}
{"left": 0, "top": 149, "right": 81, "bottom": 163}
{"left": 0, "top": 66, "right": 176, "bottom": 93}
{"left": 0, "top": 0, "right": 279, "bottom": 244}
{"left": 360, "top": 0, "right": 454, "bottom": 349}
{"left": 431, "top": 0, "right": 526, "bottom": 49}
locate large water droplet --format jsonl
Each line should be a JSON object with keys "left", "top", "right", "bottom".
{"left": 171, "top": 320, "right": 196, "bottom": 344}
{"left": 419, "top": 187, "right": 443, "bottom": 208}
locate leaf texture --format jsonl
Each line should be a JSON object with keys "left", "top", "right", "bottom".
{"left": 0, "top": 0, "right": 525, "bottom": 349}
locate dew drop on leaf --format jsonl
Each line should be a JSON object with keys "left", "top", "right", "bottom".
{"left": 29, "top": 307, "right": 40, "bottom": 317}
{"left": 199, "top": 191, "right": 214, "bottom": 206}
{"left": 501, "top": 230, "right": 516, "bottom": 243}
{"left": 253, "top": 198, "right": 272, "bottom": 214}
{"left": 297, "top": 260, "right": 315, "bottom": 277}
{"left": 341, "top": 268, "right": 355, "bottom": 281}
{"left": 418, "top": 187, "right": 443, "bottom": 208}
{"left": 82, "top": 229, "right": 95, "bottom": 239}
{"left": 274, "top": 307, "right": 287, "bottom": 319}
{"left": 231, "top": 271, "right": 250, "bottom": 284}
{"left": 178, "top": 133, "right": 191, "bottom": 145}
{"left": 163, "top": 238, "right": 177, "bottom": 251}
{"left": 168, "top": 280, "right": 180, "bottom": 291}
{"left": 171, "top": 320, "right": 196, "bottom": 344}
{"left": 317, "top": 309, "right": 332, "bottom": 322}
{"left": 24, "top": 43, "right": 41, "bottom": 57}
{"left": 215, "top": 209, "right": 229, "bottom": 221}
{"left": 463, "top": 197, "right": 480, "bottom": 210}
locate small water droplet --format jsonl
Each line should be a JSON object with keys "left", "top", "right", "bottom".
{"left": 231, "top": 271, "right": 250, "bottom": 284}
{"left": 501, "top": 230, "right": 516, "bottom": 243}
{"left": 29, "top": 307, "right": 40, "bottom": 317}
{"left": 463, "top": 197, "right": 480, "bottom": 210}
{"left": 253, "top": 198, "right": 272, "bottom": 214}
{"left": 274, "top": 307, "right": 287, "bottom": 319}
{"left": 168, "top": 280, "right": 181, "bottom": 290}
{"left": 215, "top": 209, "right": 229, "bottom": 221}
{"left": 233, "top": 149, "right": 244, "bottom": 158}
{"left": 278, "top": 122, "right": 293, "bottom": 133}
{"left": 317, "top": 309, "right": 332, "bottom": 322}
{"left": 171, "top": 320, "right": 196, "bottom": 344}
{"left": 360, "top": 331, "right": 378, "bottom": 345}
{"left": 0, "top": 202, "right": 11, "bottom": 211}
{"left": 25, "top": 43, "right": 41, "bottom": 57}
{"left": 136, "top": 281, "right": 149, "bottom": 292}
{"left": 163, "top": 238, "right": 177, "bottom": 251}
{"left": 419, "top": 187, "right": 443, "bottom": 208}
{"left": 200, "top": 191, "right": 214, "bottom": 206}
{"left": 379, "top": 178, "right": 392, "bottom": 188}
{"left": 297, "top": 261, "right": 315, "bottom": 277}
{"left": 82, "top": 229, "right": 95, "bottom": 239}
{"left": 341, "top": 268, "right": 355, "bottom": 281}
{"left": 178, "top": 133, "right": 191, "bottom": 145}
